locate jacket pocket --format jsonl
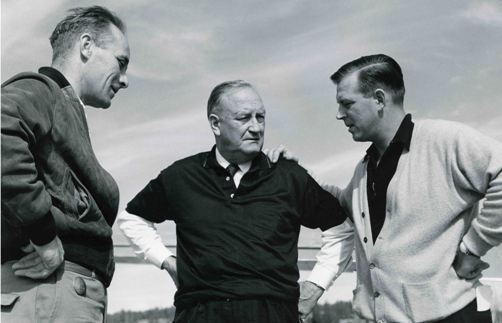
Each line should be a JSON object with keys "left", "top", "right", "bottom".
{"left": 49, "top": 168, "right": 90, "bottom": 221}
{"left": 402, "top": 280, "right": 446, "bottom": 322}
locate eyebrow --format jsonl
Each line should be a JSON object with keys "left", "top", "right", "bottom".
{"left": 118, "top": 55, "right": 129, "bottom": 66}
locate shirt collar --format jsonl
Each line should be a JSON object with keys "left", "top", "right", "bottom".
{"left": 215, "top": 147, "right": 252, "bottom": 174}
{"left": 365, "top": 113, "right": 414, "bottom": 161}
{"left": 203, "top": 145, "right": 272, "bottom": 172}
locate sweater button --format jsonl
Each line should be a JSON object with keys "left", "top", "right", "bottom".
{"left": 374, "top": 291, "right": 380, "bottom": 298}
{"left": 369, "top": 263, "right": 375, "bottom": 269}
{"left": 226, "top": 176, "right": 231, "bottom": 181}
{"left": 363, "top": 237, "right": 368, "bottom": 243}
{"left": 230, "top": 193, "right": 234, "bottom": 198}
{"left": 361, "top": 212, "right": 365, "bottom": 218}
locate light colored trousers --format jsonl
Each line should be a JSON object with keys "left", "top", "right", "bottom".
{"left": 1, "top": 260, "right": 107, "bottom": 323}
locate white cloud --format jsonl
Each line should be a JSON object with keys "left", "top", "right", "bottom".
{"left": 461, "top": 2, "right": 502, "bottom": 26}
{"left": 1, "top": 0, "right": 64, "bottom": 50}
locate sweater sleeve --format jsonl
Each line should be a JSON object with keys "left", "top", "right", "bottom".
{"left": 451, "top": 124, "right": 502, "bottom": 256}
{"left": 1, "top": 78, "right": 57, "bottom": 245}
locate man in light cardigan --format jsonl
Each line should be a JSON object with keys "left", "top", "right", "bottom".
{"left": 296, "top": 54, "right": 502, "bottom": 322}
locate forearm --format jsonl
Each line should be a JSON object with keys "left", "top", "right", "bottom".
{"left": 308, "top": 219, "right": 355, "bottom": 289}
{"left": 117, "top": 210, "right": 173, "bottom": 268}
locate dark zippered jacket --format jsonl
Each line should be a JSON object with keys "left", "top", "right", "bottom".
{"left": 1, "top": 67, "right": 119, "bottom": 286}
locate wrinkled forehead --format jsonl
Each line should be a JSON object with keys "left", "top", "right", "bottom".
{"left": 220, "top": 87, "right": 265, "bottom": 114}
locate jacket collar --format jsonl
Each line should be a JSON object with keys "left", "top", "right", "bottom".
{"left": 39, "top": 67, "right": 70, "bottom": 89}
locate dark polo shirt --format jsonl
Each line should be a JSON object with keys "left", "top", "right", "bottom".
{"left": 126, "top": 147, "right": 346, "bottom": 309}
{"left": 365, "top": 114, "right": 414, "bottom": 243}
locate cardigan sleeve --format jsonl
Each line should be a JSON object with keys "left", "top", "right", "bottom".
{"left": 450, "top": 124, "right": 502, "bottom": 256}
{"left": 1, "top": 77, "right": 57, "bottom": 245}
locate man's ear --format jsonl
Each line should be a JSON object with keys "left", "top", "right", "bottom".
{"left": 209, "top": 114, "right": 220, "bottom": 136}
{"left": 374, "top": 89, "right": 386, "bottom": 110}
{"left": 80, "top": 33, "right": 93, "bottom": 61}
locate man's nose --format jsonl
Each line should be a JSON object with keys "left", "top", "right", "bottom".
{"left": 119, "top": 73, "right": 129, "bottom": 89}
{"left": 336, "top": 106, "right": 346, "bottom": 120}
{"left": 248, "top": 118, "right": 263, "bottom": 132}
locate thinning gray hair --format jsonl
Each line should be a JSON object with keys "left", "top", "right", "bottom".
{"left": 207, "top": 80, "right": 255, "bottom": 117}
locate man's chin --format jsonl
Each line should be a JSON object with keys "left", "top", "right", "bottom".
{"left": 90, "top": 100, "right": 112, "bottom": 109}
{"left": 239, "top": 145, "right": 262, "bottom": 160}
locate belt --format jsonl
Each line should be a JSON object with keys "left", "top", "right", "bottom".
{"left": 64, "top": 261, "right": 105, "bottom": 286}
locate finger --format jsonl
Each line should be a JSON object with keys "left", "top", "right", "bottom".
{"left": 11, "top": 252, "right": 42, "bottom": 270}
{"left": 14, "top": 263, "right": 52, "bottom": 280}
{"left": 478, "top": 261, "right": 490, "bottom": 271}
{"left": 466, "top": 271, "right": 482, "bottom": 281}
{"left": 273, "top": 148, "right": 283, "bottom": 162}
{"left": 273, "top": 145, "right": 286, "bottom": 162}
{"left": 16, "top": 269, "right": 51, "bottom": 280}
{"left": 455, "top": 268, "right": 471, "bottom": 280}
{"left": 21, "top": 244, "right": 35, "bottom": 253}
{"left": 285, "top": 150, "right": 299, "bottom": 162}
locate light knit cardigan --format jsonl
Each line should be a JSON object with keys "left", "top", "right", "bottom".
{"left": 310, "top": 119, "right": 502, "bottom": 322}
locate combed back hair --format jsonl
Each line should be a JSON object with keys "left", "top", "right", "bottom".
{"left": 331, "top": 54, "right": 405, "bottom": 105}
{"left": 49, "top": 6, "right": 126, "bottom": 62}
{"left": 207, "top": 80, "right": 255, "bottom": 117}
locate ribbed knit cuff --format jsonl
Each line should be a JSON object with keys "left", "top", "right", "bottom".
{"left": 24, "top": 211, "right": 57, "bottom": 246}
{"left": 463, "top": 228, "right": 492, "bottom": 257}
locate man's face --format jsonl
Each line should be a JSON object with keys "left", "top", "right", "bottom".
{"left": 81, "top": 24, "right": 130, "bottom": 108}
{"left": 336, "top": 73, "right": 380, "bottom": 142}
{"left": 214, "top": 87, "right": 265, "bottom": 161}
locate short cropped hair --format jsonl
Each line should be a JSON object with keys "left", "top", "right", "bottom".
{"left": 331, "top": 54, "right": 405, "bottom": 105}
{"left": 207, "top": 80, "right": 255, "bottom": 117}
{"left": 49, "top": 6, "right": 126, "bottom": 61}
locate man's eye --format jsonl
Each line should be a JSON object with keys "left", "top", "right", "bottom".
{"left": 117, "top": 59, "right": 127, "bottom": 70}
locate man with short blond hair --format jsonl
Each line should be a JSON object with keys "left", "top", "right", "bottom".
{"left": 299, "top": 54, "right": 501, "bottom": 322}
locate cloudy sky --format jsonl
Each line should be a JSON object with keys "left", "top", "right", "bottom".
{"left": 2, "top": 0, "right": 502, "bottom": 313}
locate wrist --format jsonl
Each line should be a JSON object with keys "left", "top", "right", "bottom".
{"left": 459, "top": 241, "right": 479, "bottom": 258}
{"left": 306, "top": 280, "right": 325, "bottom": 292}
{"left": 161, "top": 255, "right": 176, "bottom": 270}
